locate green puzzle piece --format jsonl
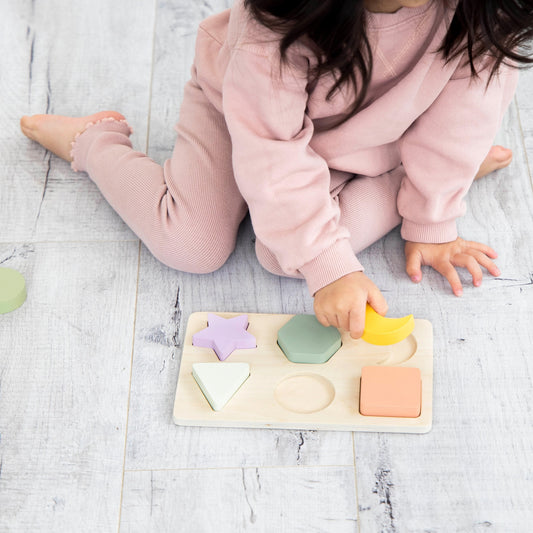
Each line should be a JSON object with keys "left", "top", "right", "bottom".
{"left": 0, "top": 268, "right": 27, "bottom": 314}
{"left": 277, "top": 314, "right": 342, "bottom": 364}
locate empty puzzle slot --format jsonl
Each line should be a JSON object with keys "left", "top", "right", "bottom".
{"left": 364, "top": 335, "right": 418, "bottom": 365}
{"left": 274, "top": 373, "right": 335, "bottom": 414}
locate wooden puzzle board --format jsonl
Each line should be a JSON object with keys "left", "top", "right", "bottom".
{"left": 173, "top": 312, "right": 433, "bottom": 433}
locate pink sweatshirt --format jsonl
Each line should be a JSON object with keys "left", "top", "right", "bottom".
{"left": 194, "top": 0, "right": 518, "bottom": 294}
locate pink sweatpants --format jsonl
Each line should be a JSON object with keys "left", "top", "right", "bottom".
{"left": 71, "top": 70, "right": 403, "bottom": 283}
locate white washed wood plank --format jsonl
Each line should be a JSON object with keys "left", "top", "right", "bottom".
{"left": 0, "top": 242, "right": 139, "bottom": 532}
{"left": 147, "top": 0, "right": 233, "bottom": 164}
{"left": 0, "top": 1, "right": 50, "bottom": 240}
{"left": 515, "top": 66, "right": 533, "bottom": 189}
{"left": 353, "top": 87, "right": 533, "bottom": 532}
{"left": 2, "top": 0, "right": 154, "bottom": 242}
{"left": 120, "top": 467, "right": 358, "bottom": 533}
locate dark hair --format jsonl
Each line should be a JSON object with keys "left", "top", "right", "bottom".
{"left": 244, "top": 0, "right": 533, "bottom": 127}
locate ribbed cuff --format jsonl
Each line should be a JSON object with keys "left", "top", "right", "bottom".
{"left": 401, "top": 219, "right": 458, "bottom": 243}
{"left": 70, "top": 118, "right": 133, "bottom": 173}
{"left": 298, "top": 239, "right": 364, "bottom": 296}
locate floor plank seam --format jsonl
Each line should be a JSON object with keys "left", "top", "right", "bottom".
{"left": 144, "top": 0, "right": 160, "bottom": 157}
{"left": 352, "top": 433, "right": 362, "bottom": 533}
{"left": 514, "top": 95, "right": 533, "bottom": 190}
{"left": 0, "top": 239, "right": 141, "bottom": 245}
{"left": 123, "top": 464, "right": 357, "bottom": 473}
{"left": 117, "top": 240, "right": 144, "bottom": 533}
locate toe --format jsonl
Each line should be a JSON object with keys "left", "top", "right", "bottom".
{"left": 492, "top": 145, "right": 513, "bottom": 165}
{"left": 20, "top": 115, "right": 37, "bottom": 138}
{"left": 20, "top": 115, "right": 31, "bottom": 130}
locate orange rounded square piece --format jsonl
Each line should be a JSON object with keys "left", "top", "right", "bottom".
{"left": 359, "top": 366, "right": 421, "bottom": 418}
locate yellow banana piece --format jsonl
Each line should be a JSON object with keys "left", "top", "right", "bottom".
{"left": 362, "top": 304, "right": 414, "bottom": 345}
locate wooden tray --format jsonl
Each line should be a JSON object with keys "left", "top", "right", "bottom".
{"left": 173, "top": 312, "right": 433, "bottom": 433}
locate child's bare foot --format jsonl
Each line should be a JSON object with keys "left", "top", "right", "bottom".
{"left": 475, "top": 145, "right": 513, "bottom": 180}
{"left": 20, "top": 111, "right": 125, "bottom": 162}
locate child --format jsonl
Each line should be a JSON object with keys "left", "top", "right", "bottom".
{"left": 20, "top": 0, "right": 533, "bottom": 338}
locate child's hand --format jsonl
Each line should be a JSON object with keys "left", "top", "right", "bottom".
{"left": 405, "top": 237, "right": 501, "bottom": 296}
{"left": 314, "top": 271, "right": 388, "bottom": 339}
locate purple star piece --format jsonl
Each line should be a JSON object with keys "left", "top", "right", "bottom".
{"left": 192, "top": 314, "right": 256, "bottom": 361}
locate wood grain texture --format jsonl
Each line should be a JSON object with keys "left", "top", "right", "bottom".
{"left": 120, "top": 467, "right": 358, "bottom": 533}
{"left": 146, "top": 0, "right": 233, "bottom": 165}
{"left": 0, "top": 242, "right": 139, "bottom": 531}
{"left": 515, "top": 67, "right": 533, "bottom": 190}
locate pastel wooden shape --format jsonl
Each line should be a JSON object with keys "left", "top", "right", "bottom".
{"left": 359, "top": 366, "right": 421, "bottom": 418}
{"left": 277, "top": 314, "right": 341, "bottom": 364}
{"left": 192, "top": 362, "right": 250, "bottom": 411}
{"left": 0, "top": 268, "right": 27, "bottom": 314}
{"left": 362, "top": 304, "right": 415, "bottom": 346}
{"left": 192, "top": 313, "right": 256, "bottom": 360}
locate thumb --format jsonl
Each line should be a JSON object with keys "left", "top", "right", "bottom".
{"left": 405, "top": 248, "right": 423, "bottom": 283}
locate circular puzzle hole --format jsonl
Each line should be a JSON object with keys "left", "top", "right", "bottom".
{"left": 274, "top": 373, "right": 335, "bottom": 414}
{"left": 383, "top": 334, "right": 418, "bottom": 365}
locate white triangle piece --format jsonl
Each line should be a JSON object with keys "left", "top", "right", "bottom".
{"left": 192, "top": 363, "right": 250, "bottom": 411}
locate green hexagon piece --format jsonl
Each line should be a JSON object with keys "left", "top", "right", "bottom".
{"left": 277, "top": 314, "right": 342, "bottom": 364}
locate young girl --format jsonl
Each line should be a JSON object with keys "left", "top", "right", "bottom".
{"left": 21, "top": 0, "right": 533, "bottom": 338}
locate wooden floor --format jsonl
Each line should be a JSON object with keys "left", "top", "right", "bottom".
{"left": 1, "top": 1, "right": 532, "bottom": 531}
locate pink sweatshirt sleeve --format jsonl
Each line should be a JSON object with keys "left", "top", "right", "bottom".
{"left": 398, "top": 60, "right": 519, "bottom": 243}
{"left": 222, "top": 46, "right": 363, "bottom": 295}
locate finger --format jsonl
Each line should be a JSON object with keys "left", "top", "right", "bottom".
{"left": 469, "top": 250, "right": 501, "bottom": 277}
{"left": 348, "top": 307, "right": 366, "bottom": 340}
{"left": 452, "top": 253, "right": 483, "bottom": 287}
{"left": 328, "top": 314, "right": 340, "bottom": 329}
{"left": 336, "top": 312, "right": 350, "bottom": 333}
{"left": 315, "top": 312, "right": 331, "bottom": 328}
{"left": 434, "top": 261, "right": 463, "bottom": 296}
{"left": 464, "top": 240, "right": 498, "bottom": 259}
{"left": 405, "top": 248, "right": 423, "bottom": 283}
{"left": 367, "top": 289, "right": 388, "bottom": 317}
